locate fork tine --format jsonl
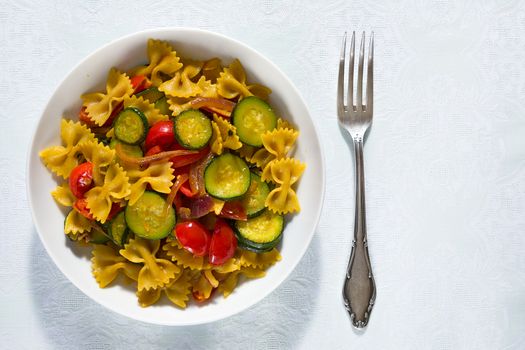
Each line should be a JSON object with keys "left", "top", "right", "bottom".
{"left": 337, "top": 32, "right": 347, "bottom": 117}
{"left": 356, "top": 31, "right": 365, "bottom": 111}
{"left": 366, "top": 32, "right": 374, "bottom": 113}
{"left": 347, "top": 31, "right": 355, "bottom": 111}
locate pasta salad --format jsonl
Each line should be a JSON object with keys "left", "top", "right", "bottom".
{"left": 40, "top": 39, "right": 305, "bottom": 308}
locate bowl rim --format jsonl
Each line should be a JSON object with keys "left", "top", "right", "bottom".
{"left": 26, "top": 27, "right": 326, "bottom": 325}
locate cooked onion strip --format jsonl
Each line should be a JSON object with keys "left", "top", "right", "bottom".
{"left": 165, "top": 173, "right": 189, "bottom": 215}
{"left": 115, "top": 143, "right": 197, "bottom": 169}
{"left": 189, "top": 151, "right": 213, "bottom": 196}
{"left": 190, "top": 97, "right": 235, "bottom": 113}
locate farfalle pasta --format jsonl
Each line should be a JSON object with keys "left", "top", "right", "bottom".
{"left": 81, "top": 68, "right": 134, "bottom": 126}
{"left": 40, "top": 119, "right": 96, "bottom": 178}
{"left": 39, "top": 38, "right": 305, "bottom": 310}
{"left": 120, "top": 237, "right": 180, "bottom": 291}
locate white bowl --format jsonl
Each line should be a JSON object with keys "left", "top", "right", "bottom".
{"left": 27, "top": 28, "right": 325, "bottom": 326}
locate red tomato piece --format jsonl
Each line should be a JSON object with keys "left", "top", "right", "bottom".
{"left": 145, "top": 120, "right": 175, "bottom": 151}
{"left": 175, "top": 221, "right": 210, "bottom": 257}
{"left": 78, "top": 107, "right": 96, "bottom": 127}
{"left": 106, "top": 202, "right": 122, "bottom": 222}
{"left": 73, "top": 198, "right": 94, "bottom": 220}
{"left": 130, "top": 75, "right": 151, "bottom": 93}
{"left": 179, "top": 180, "right": 197, "bottom": 198}
{"left": 144, "top": 145, "right": 164, "bottom": 156}
{"left": 219, "top": 201, "right": 247, "bottom": 221}
{"left": 209, "top": 219, "right": 237, "bottom": 266}
{"left": 170, "top": 146, "right": 210, "bottom": 168}
{"left": 69, "top": 162, "right": 94, "bottom": 198}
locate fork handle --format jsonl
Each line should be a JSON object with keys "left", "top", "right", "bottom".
{"left": 343, "top": 137, "right": 376, "bottom": 328}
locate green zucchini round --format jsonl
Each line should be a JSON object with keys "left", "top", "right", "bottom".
{"left": 234, "top": 210, "right": 283, "bottom": 252}
{"left": 232, "top": 96, "right": 277, "bottom": 147}
{"left": 113, "top": 107, "right": 149, "bottom": 145}
{"left": 204, "top": 153, "right": 251, "bottom": 200}
{"left": 125, "top": 191, "right": 176, "bottom": 240}
{"left": 135, "top": 87, "right": 165, "bottom": 103}
{"left": 107, "top": 211, "right": 129, "bottom": 247}
{"left": 174, "top": 109, "right": 212, "bottom": 150}
{"left": 240, "top": 172, "right": 270, "bottom": 218}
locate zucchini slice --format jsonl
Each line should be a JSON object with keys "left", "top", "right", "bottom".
{"left": 89, "top": 228, "right": 110, "bottom": 244}
{"left": 135, "top": 87, "right": 165, "bottom": 103}
{"left": 107, "top": 211, "right": 129, "bottom": 247}
{"left": 232, "top": 96, "right": 277, "bottom": 147}
{"left": 154, "top": 96, "right": 171, "bottom": 116}
{"left": 125, "top": 191, "right": 176, "bottom": 240}
{"left": 113, "top": 107, "right": 149, "bottom": 145}
{"left": 109, "top": 138, "right": 143, "bottom": 158}
{"left": 204, "top": 153, "right": 251, "bottom": 200}
{"left": 240, "top": 172, "right": 270, "bottom": 218}
{"left": 174, "top": 109, "right": 212, "bottom": 150}
{"left": 234, "top": 210, "right": 284, "bottom": 252}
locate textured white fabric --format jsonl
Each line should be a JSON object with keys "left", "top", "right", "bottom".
{"left": 2, "top": 0, "right": 525, "bottom": 349}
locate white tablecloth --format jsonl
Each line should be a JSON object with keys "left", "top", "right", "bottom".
{"left": 2, "top": 1, "right": 525, "bottom": 349}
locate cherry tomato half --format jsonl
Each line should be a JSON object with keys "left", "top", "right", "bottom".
{"left": 69, "top": 162, "right": 94, "bottom": 198}
{"left": 179, "top": 180, "right": 197, "bottom": 198}
{"left": 145, "top": 145, "right": 164, "bottom": 156}
{"left": 209, "top": 219, "right": 237, "bottom": 266}
{"left": 175, "top": 220, "right": 210, "bottom": 257}
{"left": 73, "top": 198, "right": 94, "bottom": 220}
{"left": 130, "top": 75, "right": 151, "bottom": 94}
{"left": 79, "top": 107, "right": 96, "bottom": 127}
{"left": 145, "top": 120, "right": 175, "bottom": 151}
{"left": 73, "top": 198, "right": 120, "bottom": 222}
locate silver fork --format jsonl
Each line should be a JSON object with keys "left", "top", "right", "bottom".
{"left": 337, "top": 31, "right": 376, "bottom": 329}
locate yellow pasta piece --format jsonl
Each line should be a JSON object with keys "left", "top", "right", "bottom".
{"left": 216, "top": 59, "right": 272, "bottom": 100}
{"left": 195, "top": 76, "right": 219, "bottom": 98}
{"left": 85, "top": 162, "right": 131, "bottom": 223}
{"left": 259, "top": 128, "right": 299, "bottom": 182}
{"left": 64, "top": 209, "right": 92, "bottom": 237}
{"left": 212, "top": 257, "right": 241, "bottom": 274}
{"left": 261, "top": 128, "right": 298, "bottom": 159}
{"left": 120, "top": 237, "right": 180, "bottom": 291}
{"left": 81, "top": 69, "right": 133, "bottom": 126}
{"left": 217, "top": 271, "right": 240, "bottom": 298}
{"left": 91, "top": 244, "right": 141, "bottom": 288}
{"left": 192, "top": 272, "right": 214, "bottom": 301}
{"left": 240, "top": 249, "right": 282, "bottom": 269}
{"left": 237, "top": 144, "right": 256, "bottom": 162}
{"left": 164, "top": 269, "right": 192, "bottom": 308}
{"left": 51, "top": 183, "right": 75, "bottom": 207}
{"left": 131, "top": 39, "right": 183, "bottom": 86}
{"left": 210, "top": 120, "right": 223, "bottom": 155}
{"left": 126, "top": 162, "right": 174, "bottom": 206}
{"left": 200, "top": 57, "right": 223, "bottom": 82}
{"left": 211, "top": 198, "right": 225, "bottom": 215}
{"left": 77, "top": 141, "right": 116, "bottom": 185}
{"left": 265, "top": 158, "right": 305, "bottom": 214}
{"left": 250, "top": 148, "right": 274, "bottom": 168}
{"left": 136, "top": 268, "right": 185, "bottom": 307}
{"left": 277, "top": 118, "right": 295, "bottom": 131}
{"left": 204, "top": 270, "right": 219, "bottom": 288}
{"left": 159, "top": 63, "right": 203, "bottom": 98}
{"left": 137, "top": 287, "right": 162, "bottom": 307}
{"left": 240, "top": 266, "right": 267, "bottom": 279}
{"left": 123, "top": 95, "right": 168, "bottom": 125}
{"left": 213, "top": 114, "right": 242, "bottom": 150}
{"left": 163, "top": 240, "right": 207, "bottom": 270}
{"left": 39, "top": 119, "right": 96, "bottom": 178}
{"left": 166, "top": 76, "right": 218, "bottom": 116}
